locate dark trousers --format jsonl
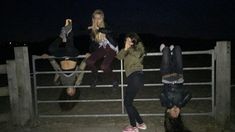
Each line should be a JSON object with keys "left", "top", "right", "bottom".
{"left": 160, "top": 45, "right": 183, "bottom": 76}
{"left": 125, "top": 71, "right": 144, "bottom": 127}
{"left": 86, "top": 45, "right": 116, "bottom": 81}
{"left": 48, "top": 32, "right": 78, "bottom": 57}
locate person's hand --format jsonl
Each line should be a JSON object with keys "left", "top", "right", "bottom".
{"left": 65, "top": 19, "right": 72, "bottom": 26}
{"left": 41, "top": 54, "right": 49, "bottom": 59}
{"left": 124, "top": 37, "right": 133, "bottom": 51}
{"left": 88, "top": 19, "right": 99, "bottom": 30}
{"left": 88, "top": 25, "right": 99, "bottom": 30}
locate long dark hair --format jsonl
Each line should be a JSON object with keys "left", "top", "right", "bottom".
{"left": 164, "top": 109, "right": 191, "bottom": 132}
{"left": 58, "top": 88, "right": 80, "bottom": 111}
{"left": 125, "top": 32, "right": 142, "bottom": 48}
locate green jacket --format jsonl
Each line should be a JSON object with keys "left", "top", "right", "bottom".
{"left": 116, "top": 42, "right": 145, "bottom": 77}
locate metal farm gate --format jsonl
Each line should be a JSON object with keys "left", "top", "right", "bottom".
{"left": 32, "top": 50, "right": 215, "bottom": 118}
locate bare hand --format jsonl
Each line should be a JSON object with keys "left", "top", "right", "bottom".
{"left": 65, "top": 19, "right": 72, "bottom": 26}
{"left": 124, "top": 37, "right": 133, "bottom": 50}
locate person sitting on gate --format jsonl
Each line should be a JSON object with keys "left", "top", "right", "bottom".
{"left": 116, "top": 33, "right": 147, "bottom": 132}
{"left": 85, "top": 9, "right": 119, "bottom": 89}
{"left": 42, "top": 19, "right": 91, "bottom": 111}
{"left": 159, "top": 44, "right": 192, "bottom": 132}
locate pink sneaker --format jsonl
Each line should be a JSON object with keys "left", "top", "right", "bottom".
{"left": 122, "top": 126, "right": 139, "bottom": 132}
{"left": 137, "top": 123, "right": 147, "bottom": 130}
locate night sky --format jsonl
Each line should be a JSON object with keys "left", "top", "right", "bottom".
{"left": 1, "top": 0, "right": 235, "bottom": 42}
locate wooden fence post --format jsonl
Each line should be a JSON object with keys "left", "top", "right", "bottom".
{"left": 14, "top": 47, "right": 33, "bottom": 126}
{"left": 6, "top": 60, "right": 20, "bottom": 125}
{"left": 215, "top": 41, "right": 231, "bottom": 128}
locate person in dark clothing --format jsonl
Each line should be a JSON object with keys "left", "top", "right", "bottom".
{"left": 116, "top": 33, "right": 146, "bottom": 132}
{"left": 159, "top": 44, "right": 192, "bottom": 132}
{"left": 42, "top": 19, "right": 90, "bottom": 111}
{"left": 86, "top": 9, "right": 119, "bottom": 89}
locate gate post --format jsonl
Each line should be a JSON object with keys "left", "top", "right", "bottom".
{"left": 14, "top": 47, "right": 34, "bottom": 126}
{"left": 215, "top": 41, "right": 231, "bottom": 128}
{"left": 6, "top": 60, "right": 20, "bottom": 125}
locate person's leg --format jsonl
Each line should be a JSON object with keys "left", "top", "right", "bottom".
{"left": 48, "top": 37, "right": 65, "bottom": 56}
{"left": 100, "top": 47, "right": 117, "bottom": 84}
{"left": 75, "top": 53, "right": 91, "bottom": 86}
{"left": 86, "top": 47, "right": 106, "bottom": 72}
{"left": 124, "top": 72, "right": 144, "bottom": 127}
{"left": 86, "top": 47, "right": 106, "bottom": 87}
{"left": 160, "top": 46, "right": 171, "bottom": 76}
{"left": 172, "top": 46, "right": 183, "bottom": 74}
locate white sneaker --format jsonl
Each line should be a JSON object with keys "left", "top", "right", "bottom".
{"left": 160, "top": 43, "right": 166, "bottom": 52}
{"left": 170, "top": 45, "right": 174, "bottom": 51}
{"left": 137, "top": 123, "right": 147, "bottom": 130}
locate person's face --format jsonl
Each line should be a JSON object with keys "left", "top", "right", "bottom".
{"left": 66, "top": 87, "right": 76, "bottom": 96}
{"left": 168, "top": 106, "right": 180, "bottom": 118}
{"left": 92, "top": 14, "right": 103, "bottom": 27}
{"left": 125, "top": 37, "right": 134, "bottom": 46}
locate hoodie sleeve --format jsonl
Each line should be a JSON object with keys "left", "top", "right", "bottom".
{"left": 129, "top": 42, "right": 145, "bottom": 59}
{"left": 116, "top": 49, "right": 128, "bottom": 60}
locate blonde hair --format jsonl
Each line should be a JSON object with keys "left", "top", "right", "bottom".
{"left": 91, "top": 9, "right": 106, "bottom": 42}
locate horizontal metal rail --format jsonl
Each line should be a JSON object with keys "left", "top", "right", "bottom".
{"left": 36, "top": 82, "right": 212, "bottom": 89}
{"left": 34, "top": 66, "right": 212, "bottom": 75}
{"left": 39, "top": 112, "right": 213, "bottom": 118}
{"left": 146, "top": 50, "right": 213, "bottom": 56}
{"left": 32, "top": 50, "right": 213, "bottom": 60}
{"left": 37, "top": 97, "right": 212, "bottom": 104}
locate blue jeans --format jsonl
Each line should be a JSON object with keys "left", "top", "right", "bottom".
{"left": 160, "top": 46, "right": 191, "bottom": 108}
{"left": 160, "top": 45, "right": 183, "bottom": 76}
{"left": 124, "top": 71, "right": 144, "bottom": 127}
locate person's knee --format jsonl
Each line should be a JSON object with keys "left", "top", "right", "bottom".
{"left": 174, "top": 45, "right": 181, "bottom": 52}
{"left": 100, "top": 64, "right": 110, "bottom": 72}
{"left": 85, "top": 53, "right": 91, "bottom": 59}
{"left": 162, "top": 46, "right": 170, "bottom": 53}
{"left": 48, "top": 47, "right": 55, "bottom": 55}
{"left": 85, "top": 57, "right": 95, "bottom": 66}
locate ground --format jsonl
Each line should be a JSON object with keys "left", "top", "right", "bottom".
{"left": 0, "top": 115, "right": 227, "bottom": 132}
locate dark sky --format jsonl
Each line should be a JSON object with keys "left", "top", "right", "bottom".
{"left": 1, "top": 0, "right": 235, "bottom": 41}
